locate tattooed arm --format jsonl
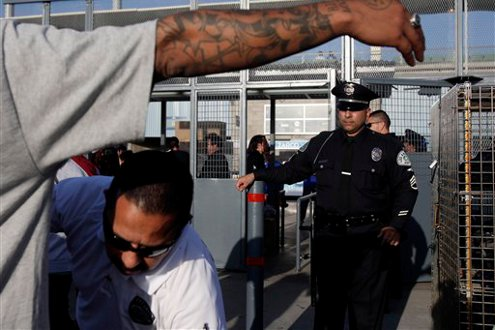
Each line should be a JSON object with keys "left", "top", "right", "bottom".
{"left": 155, "top": 0, "right": 425, "bottom": 78}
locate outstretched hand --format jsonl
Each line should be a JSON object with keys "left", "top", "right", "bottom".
{"left": 155, "top": 0, "right": 425, "bottom": 78}
{"left": 343, "top": 0, "right": 425, "bottom": 66}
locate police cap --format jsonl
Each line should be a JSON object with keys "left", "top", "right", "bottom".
{"left": 331, "top": 81, "right": 379, "bottom": 111}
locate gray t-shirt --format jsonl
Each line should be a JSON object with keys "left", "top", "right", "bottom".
{"left": 0, "top": 19, "right": 155, "bottom": 329}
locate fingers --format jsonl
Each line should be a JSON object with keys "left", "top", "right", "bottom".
{"left": 411, "top": 27, "right": 426, "bottom": 62}
{"left": 379, "top": 227, "right": 400, "bottom": 246}
{"left": 398, "top": 12, "right": 426, "bottom": 66}
{"left": 235, "top": 173, "right": 255, "bottom": 191}
{"left": 399, "top": 45, "right": 416, "bottom": 67}
{"left": 235, "top": 181, "right": 245, "bottom": 191}
{"left": 235, "top": 177, "right": 251, "bottom": 191}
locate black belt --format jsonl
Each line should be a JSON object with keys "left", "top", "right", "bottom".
{"left": 316, "top": 213, "right": 382, "bottom": 229}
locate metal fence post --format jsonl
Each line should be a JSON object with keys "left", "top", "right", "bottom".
{"left": 279, "top": 189, "right": 286, "bottom": 249}
{"left": 296, "top": 192, "right": 316, "bottom": 272}
{"left": 246, "top": 181, "right": 264, "bottom": 330}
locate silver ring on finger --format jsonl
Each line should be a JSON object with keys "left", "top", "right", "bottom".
{"left": 410, "top": 13, "right": 421, "bottom": 28}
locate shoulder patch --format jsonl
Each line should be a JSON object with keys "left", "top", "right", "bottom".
{"left": 396, "top": 150, "right": 412, "bottom": 166}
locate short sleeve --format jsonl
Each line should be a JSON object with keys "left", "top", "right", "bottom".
{"left": 3, "top": 20, "right": 157, "bottom": 171}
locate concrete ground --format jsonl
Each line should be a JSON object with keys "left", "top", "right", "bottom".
{"left": 219, "top": 201, "right": 433, "bottom": 330}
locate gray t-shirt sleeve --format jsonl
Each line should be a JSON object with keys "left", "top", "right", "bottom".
{"left": 3, "top": 19, "right": 156, "bottom": 171}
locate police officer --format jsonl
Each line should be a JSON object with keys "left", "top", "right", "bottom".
{"left": 236, "top": 81, "right": 418, "bottom": 330}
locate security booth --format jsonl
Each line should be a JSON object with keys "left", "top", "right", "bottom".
{"left": 151, "top": 66, "right": 338, "bottom": 270}
{"left": 152, "top": 75, "right": 449, "bottom": 284}
{"left": 148, "top": 86, "right": 246, "bottom": 270}
{"left": 431, "top": 83, "right": 495, "bottom": 329}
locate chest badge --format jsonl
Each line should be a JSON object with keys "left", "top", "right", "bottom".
{"left": 371, "top": 147, "right": 382, "bottom": 162}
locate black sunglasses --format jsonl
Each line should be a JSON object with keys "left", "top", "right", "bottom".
{"left": 105, "top": 231, "right": 176, "bottom": 258}
{"left": 366, "top": 120, "right": 383, "bottom": 128}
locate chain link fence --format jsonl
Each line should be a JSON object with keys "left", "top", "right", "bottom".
{"left": 434, "top": 84, "right": 494, "bottom": 329}
{"left": 196, "top": 91, "right": 241, "bottom": 179}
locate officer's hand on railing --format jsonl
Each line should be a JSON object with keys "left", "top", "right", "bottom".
{"left": 378, "top": 226, "right": 401, "bottom": 246}
{"left": 236, "top": 173, "right": 255, "bottom": 192}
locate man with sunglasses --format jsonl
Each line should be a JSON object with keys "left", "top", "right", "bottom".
{"left": 51, "top": 150, "right": 226, "bottom": 329}
{"left": 367, "top": 109, "right": 392, "bottom": 135}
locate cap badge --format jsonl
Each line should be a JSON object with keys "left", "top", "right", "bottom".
{"left": 344, "top": 83, "right": 355, "bottom": 96}
{"left": 371, "top": 147, "right": 382, "bottom": 162}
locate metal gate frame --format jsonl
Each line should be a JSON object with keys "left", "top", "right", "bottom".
{"left": 433, "top": 83, "right": 495, "bottom": 330}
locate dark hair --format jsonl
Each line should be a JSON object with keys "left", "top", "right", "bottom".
{"left": 104, "top": 150, "right": 193, "bottom": 232}
{"left": 247, "top": 135, "right": 267, "bottom": 153}
{"left": 369, "top": 109, "right": 391, "bottom": 129}
{"left": 119, "top": 150, "right": 133, "bottom": 163}
{"left": 168, "top": 136, "right": 180, "bottom": 149}
{"left": 94, "top": 147, "right": 120, "bottom": 176}
{"left": 405, "top": 129, "right": 427, "bottom": 152}
{"left": 207, "top": 133, "right": 222, "bottom": 149}
{"left": 116, "top": 144, "right": 127, "bottom": 153}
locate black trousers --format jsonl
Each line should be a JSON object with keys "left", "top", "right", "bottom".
{"left": 313, "top": 228, "right": 391, "bottom": 330}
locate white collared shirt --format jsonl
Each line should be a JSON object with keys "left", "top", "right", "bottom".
{"left": 51, "top": 176, "right": 226, "bottom": 329}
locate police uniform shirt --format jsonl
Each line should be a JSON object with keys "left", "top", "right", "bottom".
{"left": 254, "top": 127, "right": 418, "bottom": 230}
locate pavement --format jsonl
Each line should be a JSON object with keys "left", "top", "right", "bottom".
{"left": 219, "top": 200, "right": 433, "bottom": 330}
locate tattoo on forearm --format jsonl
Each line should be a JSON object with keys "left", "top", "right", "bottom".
{"left": 156, "top": 2, "right": 351, "bottom": 77}
{"left": 363, "top": 0, "right": 392, "bottom": 10}
{"left": 326, "top": 0, "right": 351, "bottom": 13}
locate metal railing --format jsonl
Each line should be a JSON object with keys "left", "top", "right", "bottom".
{"left": 295, "top": 192, "right": 316, "bottom": 272}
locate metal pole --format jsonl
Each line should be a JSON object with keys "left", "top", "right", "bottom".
{"left": 41, "top": 2, "right": 50, "bottom": 25}
{"left": 160, "top": 101, "right": 167, "bottom": 148}
{"left": 85, "top": 0, "right": 94, "bottom": 31}
{"left": 279, "top": 190, "right": 285, "bottom": 249}
{"left": 455, "top": 0, "right": 463, "bottom": 76}
{"left": 296, "top": 195, "right": 302, "bottom": 271}
{"left": 112, "top": 0, "right": 121, "bottom": 10}
{"left": 269, "top": 98, "right": 276, "bottom": 166}
{"left": 191, "top": 90, "right": 198, "bottom": 178}
{"left": 246, "top": 181, "right": 264, "bottom": 330}
{"left": 310, "top": 201, "right": 316, "bottom": 306}
{"left": 296, "top": 192, "right": 316, "bottom": 272}
{"left": 309, "top": 198, "right": 314, "bottom": 260}
{"left": 463, "top": 0, "right": 469, "bottom": 74}
{"left": 463, "top": 81, "right": 473, "bottom": 330}
{"left": 4, "top": 3, "right": 14, "bottom": 17}
{"left": 341, "top": 35, "right": 354, "bottom": 81}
